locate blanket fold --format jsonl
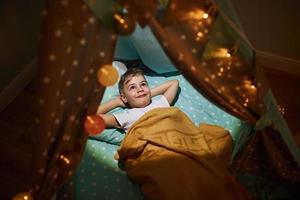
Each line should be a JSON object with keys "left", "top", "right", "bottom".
{"left": 115, "top": 107, "right": 251, "bottom": 200}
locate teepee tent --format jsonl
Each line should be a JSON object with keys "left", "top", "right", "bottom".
{"left": 3, "top": 0, "right": 299, "bottom": 199}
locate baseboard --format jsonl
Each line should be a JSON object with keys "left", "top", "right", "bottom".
{"left": 256, "top": 50, "right": 300, "bottom": 76}
{"left": 0, "top": 58, "right": 38, "bottom": 112}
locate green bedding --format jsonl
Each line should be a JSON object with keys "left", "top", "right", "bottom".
{"left": 74, "top": 140, "right": 143, "bottom": 200}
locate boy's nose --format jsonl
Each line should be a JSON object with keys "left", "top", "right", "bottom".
{"left": 137, "top": 86, "right": 144, "bottom": 92}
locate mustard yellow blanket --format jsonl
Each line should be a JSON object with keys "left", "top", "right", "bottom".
{"left": 115, "top": 107, "right": 251, "bottom": 200}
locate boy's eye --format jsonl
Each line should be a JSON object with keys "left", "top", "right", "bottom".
{"left": 129, "top": 86, "right": 136, "bottom": 90}
{"left": 141, "top": 82, "right": 148, "bottom": 86}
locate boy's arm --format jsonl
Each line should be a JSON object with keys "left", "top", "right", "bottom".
{"left": 96, "top": 96, "right": 124, "bottom": 128}
{"left": 150, "top": 79, "right": 179, "bottom": 104}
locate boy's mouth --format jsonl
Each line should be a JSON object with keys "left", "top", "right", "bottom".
{"left": 137, "top": 94, "right": 147, "bottom": 98}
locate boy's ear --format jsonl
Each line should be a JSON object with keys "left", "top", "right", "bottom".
{"left": 120, "top": 93, "right": 127, "bottom": 103}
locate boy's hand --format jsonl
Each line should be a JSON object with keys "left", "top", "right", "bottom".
{"left": 96, "top": 96, "right": 125, "bottom": 128}
{"left": 150, "top": 79, "right": 179, "bottom": 104}
{"left": 114, "top": 96, "right": 126, "bottom": 108}
{"left": 97, "top": 96, "right": 125, "bottom": 115}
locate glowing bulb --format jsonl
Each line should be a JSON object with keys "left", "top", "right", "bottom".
{"left": 188, "top": 9, "right": 205, "bottom": 20}
{"left": 87, "top": 116, "right": 94, "bottom": 124}
{"left": 60, "top": 155, "right": 70, "bottom": 165}
{"left": 243, "top": 98, "right": 249, "bottom": 107}
{"left": 84, "top": 114, "right": 105, "bottom": 135}
{"left": 203, "top": 13, "right": 209, "bottom": 19}
{"left": 97, "top": 64, "right": 119, "bottom": 86}
{"left": 114, "top": 14, "right": 124, "bottom": 24}
{"left": 212, "top": 48, "right": 232, "bottom": 58}
{"left": 197, "top": 32, "right": 203, "bottom": 37}
{"left": 218, "top": 67, "right": 223, "bottom": 76}
{"left": 196, "top": 32, "right": 204, "bottom": 41}
{"left": 112, "top": 11, "right": 136, "bottom": 35}
{"left": 12, "top": 193, "right": 33, "bottom": 200}
{"left": 57, "top": 152, "right": 78, "bottom": 169}
{"left": 278, "top": 105, "right": 286, "bottom": 115}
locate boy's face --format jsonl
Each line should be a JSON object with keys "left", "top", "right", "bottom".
{"left": 120, "top": 74, "right": 151, "bottom": 108}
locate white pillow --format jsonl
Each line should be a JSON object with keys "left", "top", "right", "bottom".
{"left": 112, "top": 61, "right": 127, "bottom": 79}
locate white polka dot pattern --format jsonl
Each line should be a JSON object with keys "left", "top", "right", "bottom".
{"left": 74, "top": 140, "right": 143, "bottom": 199}
{"left": 81, "top": 68, "right": 252, "bottom": 199}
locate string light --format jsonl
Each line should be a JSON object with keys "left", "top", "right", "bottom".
{"left": 12, "top": 192, "right": 33, "bottom": 200}
{"left": 188, "top": 9, "right": 206, "bottom": 20}
{"left": 277, "top": 105, "right": 286, "bottom": 115}
{"left": 212, "top": 48, "right": 231, "bottom": 58}
{"left": 112, "top": 8, "right": 136, "bottom": 35}
{"left": 226, "top": 52, "right": 231, "bottom": 58}
{"left": 187, "top": 9, "right": 210, "bottom": 21}
{"left": 240, "top": 80, "right": 257, "bottom": 107}
{"left": 196, "top": 31, "right": 204, "bottom": 41}
{"left": 60, "top": 154, "right": 70, "bottom": 165}
{"left": 211, "top": 45, "right": 238, "bottom": 58}
{"left": 57, "top": 152, "right": 78, "bottom": 169}
{"left": 243, "top": 97, "right": 249, "bottom": 107}
{"left": 84, "top": 114, "right": 105, "bottom": 135}
{"left": 202, "top": 13, "right": 209, "bottom": 19}
{"left": 217, "top": 67, "right": 224, "bottom": 76}
{"left": 97, "top": 64, "right": 119, "bottom": 86}
{"left": 228, "top": 45, "right": 239, "bottom": 56}
{"left": 243, "top": 80, "right": 257, "bottom": 94}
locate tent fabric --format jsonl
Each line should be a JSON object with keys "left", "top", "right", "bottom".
{"left": 114, "top": 36, "right": 140, "bottom": 60}
{"left": 115, "top": 24, "right": 178, "bottom": 74}
{"left": 29, "top": 1, "right": 116, "bottom": 199}
{"left": 263, "top": 91, "right": 300, "bottom": 164}
{"left": 27, "top": 0, "right": 300, "bottom": 199}
{"left": 145, "top": 2, "right": 300, "bottom": 180}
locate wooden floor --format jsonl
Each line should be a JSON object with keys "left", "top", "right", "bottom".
{"left": 0, "top": 67, "right": 299, "bottom": 199}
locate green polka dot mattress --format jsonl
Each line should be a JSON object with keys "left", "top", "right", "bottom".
{"left": 60, "top": 61, "right": 252, "bottom": 200}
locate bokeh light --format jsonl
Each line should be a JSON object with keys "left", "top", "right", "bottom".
{"left": 84, "top": 114, "right": 105, "bottom": 135}
{"left": 97, "top": 64, "right": 119, "bottom": 86}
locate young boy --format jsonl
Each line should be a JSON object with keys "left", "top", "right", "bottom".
{"left": 97, "top": 68, "right": 179, "bottom": 132}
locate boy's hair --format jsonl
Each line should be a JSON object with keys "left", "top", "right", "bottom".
{"left": 118, "top": 68, "right": 145, "bottom": 94}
